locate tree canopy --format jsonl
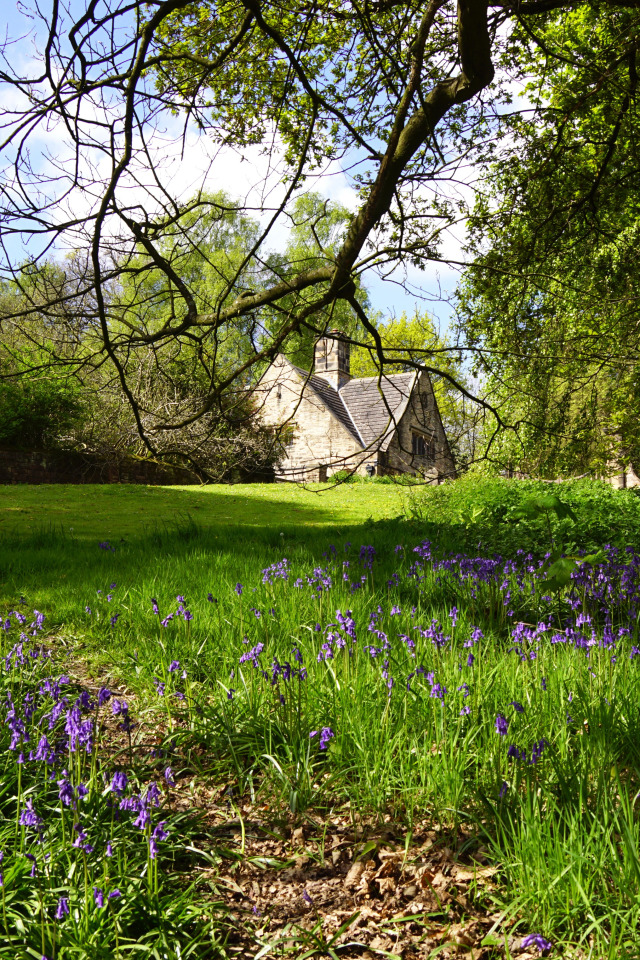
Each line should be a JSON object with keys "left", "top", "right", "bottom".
{"left": 1, "top": 0, "right": 639, "bottom": 469}
{"left": 457, "top": 4, "right": 640, "bottom": 476}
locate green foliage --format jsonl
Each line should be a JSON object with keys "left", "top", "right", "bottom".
{"left": 406, "top": 474, "right": 640, "bottom": 557}
{"left": 326, "top": 469, "right": 364, "bottom": 484}
{"left": 264, "top": 193, "right": 370, "bottom": 372}
{"left": 458, "top": 6, "right": 640, "bottom": 476}
{"left": 0, "top": 374, "right": 84, "bottom": 450}
{"left": 4, "top": 477, "right": 640, "bottom": 953}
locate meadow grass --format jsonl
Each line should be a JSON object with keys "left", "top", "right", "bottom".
{"left": 2, "top": 477, "right": 640, "bottom": 958}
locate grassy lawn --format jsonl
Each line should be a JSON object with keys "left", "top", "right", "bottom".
{"left": 0, "top": 481, "right": 407, "bottom": 540}
{"left": 2, "top": 477, "right": 640, "bottom": 959}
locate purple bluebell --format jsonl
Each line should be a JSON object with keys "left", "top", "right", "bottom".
{"left": 58, "top": 775, "right": 75, "bottom": 807}
{"left": 309, "top": 727, "right": 334, "bottom": 750}
{"left": 56, "top": 897, "right": 70, "bottom": 920}
{"left": 19, "top": 800, "right": 43, "bottom": 834}
{"left": 150, "top": 821, "right": 169, "bottom": 859}
{"left": 521, "top": 934, "right": 552, "bottom": 953}
{"left": 111, "top": 771, "right": 127, "bottom": 796}
{"left": 495, "top": 714, "right": 509, "bottom": 736}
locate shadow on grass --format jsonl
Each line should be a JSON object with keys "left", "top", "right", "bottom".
{"left": 0, "top": 511, "right": 421, "bottom": 613}
{"left": 0, "top": 481, "right": 409, "bottom": 544}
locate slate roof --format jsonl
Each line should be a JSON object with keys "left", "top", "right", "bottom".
{"left": 340, "top": 373, "right": 417, "bottom": 452}
{"left": 291, "top": 363, "right": 418, "bottom": 452}
{"left": 291, "top": 364, "right": 362, "bottom": 444}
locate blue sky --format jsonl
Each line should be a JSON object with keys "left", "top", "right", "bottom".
{"left": 1, "top": 1, "right": 461, "bottom": 336}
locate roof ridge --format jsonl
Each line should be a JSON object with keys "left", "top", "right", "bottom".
{"left": 339, "top": 369, "right": 419, "bottom": 453}
{"left": 287, "top": 359, "right": 363, "bottom": 446}
{"left": 344, "top": 371, "right": 416, "bottom": 383}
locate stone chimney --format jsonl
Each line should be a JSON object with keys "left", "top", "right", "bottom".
{"left": 313, "top": 330, "right": 351, "bottom": 391}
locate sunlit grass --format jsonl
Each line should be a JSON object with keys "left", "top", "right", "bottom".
{"left": 2, "top": 477, "right": 640, "bottom": 956}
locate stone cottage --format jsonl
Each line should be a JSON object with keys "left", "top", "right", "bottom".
{"left": 256, "top": 331, "right": 456, "bottom": 481}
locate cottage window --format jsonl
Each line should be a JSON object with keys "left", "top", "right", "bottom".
{"left": 412, "top": 431, "right": 435, "bottom": 462}
{"left": 282, "top": 423, "right": 296, "bottom": 449}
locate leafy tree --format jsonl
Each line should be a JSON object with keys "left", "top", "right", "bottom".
{"left": 2, "top": 0, "right": 640, "bottom": 466}
{"left": 457, "top": 5, "right": 640, "bottom": 476}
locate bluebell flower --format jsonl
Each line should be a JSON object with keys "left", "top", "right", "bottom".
{"left": 56, "top": 897, "right": 70, "bottom": 920}
{"left": 510, "top": 701, "right": 525, "bottom": 713}
{"left": 93, "top": 887, "right": 105, "bottom": 908}
{"left": 150, "top": 821, "right": 169, "bottom": 859}
{"left": 521, "top": 933, "right": 552, "bottom": 953}
{"left": 495, "top": 714, "right": 509, "bottom": 736}
{"left": 111, "top": 771, "right": 128, "bottom": 796}
{"left": 19, "top": 800, "right": 43, "bottom": 833}
{"left": 309, "top": 727, "right": 334, "bottom": 750}
{"left": 58, "top": 775, "right": 75, "bottom": 807}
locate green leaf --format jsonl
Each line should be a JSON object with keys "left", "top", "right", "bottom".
{"left": 540, "top": 556, "right": 579, "bottom": 591}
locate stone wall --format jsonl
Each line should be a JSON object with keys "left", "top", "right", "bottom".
{"left": 0, "top": 448, "right": 200, "bottom": 485}
{"left": 258, "top": 357, "right": 362, "bottom": 480}
{"left": 608, "top": 465, "right": 640, "bottom": 490}
{"left": 384, "top": 372, "right": 456, "bottom": 480}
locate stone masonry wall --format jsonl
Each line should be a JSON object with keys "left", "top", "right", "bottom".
{"left": 0, "top": 448, "right": 200, "bottom": 485}
{"left": 384, "top": 372, "right": 455, "bottom": 479}
{"left": 258, "top": 358, "right": 363, "bottom": 479}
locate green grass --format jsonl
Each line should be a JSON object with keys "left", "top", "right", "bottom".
{"left": 3, "top": 476, "right": 640, "bottom": 957}
{"left": 0, "top": 481, "right": 407, "bottom": 540}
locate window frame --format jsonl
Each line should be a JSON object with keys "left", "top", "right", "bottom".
{"left": 411, "top": 430, "right": 436, "bottom": 463}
